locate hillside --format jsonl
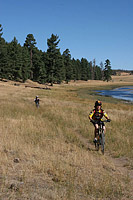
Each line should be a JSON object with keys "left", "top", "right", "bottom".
{"left": 0, "top": 76, "right": 133, "bottom": 199}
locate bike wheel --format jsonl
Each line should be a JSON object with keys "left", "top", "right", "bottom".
{"left": 96, "top": 142, "right": 99, "bottom": 151}
{"left": 36, "top": 103, "right": 39, "bottom": 108}
{"left": 95, "top": 139, "right": 99, "bottom": 151}
{"left": 100, "top": 133, "right": 105, "bottom": 155}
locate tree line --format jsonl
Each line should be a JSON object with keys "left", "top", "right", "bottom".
{"left": 0, "top": 24, "right": 112, "bottom": 85}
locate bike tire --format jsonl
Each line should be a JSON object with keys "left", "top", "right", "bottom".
{"left": 96, "top": 143, "right": 99, "bottom": 151}
{"left": 94, "top": 140, "right": 99, "bottom": 151}
{"left": 100, "top": 133, "right": 105, "bottom": 155}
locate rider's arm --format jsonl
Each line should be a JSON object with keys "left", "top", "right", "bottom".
{"left": 103, "top": 110, "right": 110, "bottom": 120}
{"left": 89, "top": 110, "right": 94, "bottom": 121}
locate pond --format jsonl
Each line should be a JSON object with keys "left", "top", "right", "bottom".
{"left": 96, "top": 86, "right": 133, "bottom": 102}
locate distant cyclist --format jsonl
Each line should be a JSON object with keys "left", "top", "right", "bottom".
{"left": 89, "top": 101, "right": 111, "bottom": 143}
{"left": 34, "top": 96, "right": 40, "bottom": 108}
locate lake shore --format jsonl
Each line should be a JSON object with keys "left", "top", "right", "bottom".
{"left": 95, "top": 86, "right": 133, "bottom": 103}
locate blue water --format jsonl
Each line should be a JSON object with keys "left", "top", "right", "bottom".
{"left": 96, "top": 86, "right": 133, "bottom": 102}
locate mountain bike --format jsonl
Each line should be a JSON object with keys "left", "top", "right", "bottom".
{"left": 92, "top": 120, "right": 110, "bottom": 154}
{"left": 34, "top": 99, "right": 40, "bottom": 108}
{"left": 35, "top": 102, "right": 39, "bottom": 108}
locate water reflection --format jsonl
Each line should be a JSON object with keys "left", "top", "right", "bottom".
{"left": 96, "top": 86, "right": 133, "bottom": 102}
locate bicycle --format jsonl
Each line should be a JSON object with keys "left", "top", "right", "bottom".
{"left": 35, "top": 101, "right": 39, "bottom": 108}
{"left": 34, "top": 96, "right": 40, "bottom": 108}
{"left": 91, "top": 120, "right": 110, "bottom": 154}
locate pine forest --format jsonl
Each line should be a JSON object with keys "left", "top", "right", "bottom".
{"left": 0, "top": 24, "right": 112, "bottom": 85}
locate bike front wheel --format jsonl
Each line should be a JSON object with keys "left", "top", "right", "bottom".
{"left": 100, "top": 133, "right": 105, "bottom": 155}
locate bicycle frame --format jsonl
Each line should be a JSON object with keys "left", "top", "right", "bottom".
{"left": 95, "top": 120, "right": 109, "bottom": 154}
{"left": 35, "top": 102, "right": 39, "bottom": 108}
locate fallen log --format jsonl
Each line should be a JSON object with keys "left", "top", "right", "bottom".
{"left": 25, "top": 85, "right": 51, "bottom": 90}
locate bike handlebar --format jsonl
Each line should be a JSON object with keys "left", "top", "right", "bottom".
{"left": 90, "top": 119, "right": 111, "bottom": 124}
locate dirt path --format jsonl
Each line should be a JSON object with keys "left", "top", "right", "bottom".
{"left": 76, "top": 132, "right": 133, "bottom": 198}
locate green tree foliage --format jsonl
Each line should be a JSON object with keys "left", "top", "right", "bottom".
{"left": 7, "top": 37, "right": 22, "bottom": 80}
{"left": 0, "top": 25, "right": 9, "bottom": 79}
{"left": 24, "top": 34, "right": 36, "bottom": 79}
{"left": 46, "top": 34, "right": 64, "bottom": 85}
{"left": 0, "top": 24, "right": 111, "bottom": 84}
{"left": 75, "top": 59, "right": 81, "bottom": 80}
{"left": 94, "top": 65, "right": 102, "bottom": 80}
{"left": 21, "top": 47, "right": 31, "bottom": 82}
{"left": 32, "top": 48, "right": 46, "bottom": 83}
{"left": 80, "top": 58, "right": 90, "bottom": 81}
{"left": 89, "top": 61, "right": 94, "bottom": 80}
{"left": 71, "top": 58, "right": 77, "bottom": 81}
{"left": 63, "top": 49, "right": 73, "bottom": 83}
{"left": 103, "top": 59, "right": 112, "bottom": 82}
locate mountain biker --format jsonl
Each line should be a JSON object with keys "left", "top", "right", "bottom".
{"left": 89, "top": 101, "right": 111, "bottom": 143}
{"left": 34, "top": 96, "right": 40, "bottom": 108}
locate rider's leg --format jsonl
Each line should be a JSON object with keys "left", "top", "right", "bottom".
{"left": 94, "top": 124, "right": 99, "bottom": 139}
{"left": 103, "top": 126, "right": 106, "bottom": 134}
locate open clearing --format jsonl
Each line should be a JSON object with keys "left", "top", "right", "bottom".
{"left": 0, "top": 75, "right": 133, "bottom": 199}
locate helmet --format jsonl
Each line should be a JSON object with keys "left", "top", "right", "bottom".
{"left": 95, "top": 100, "right": 102, "bottom": 107}
{"left": 36, "top": 96, "right": 38, "bottom": 98}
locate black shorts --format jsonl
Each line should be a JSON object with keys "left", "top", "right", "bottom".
{"left": 92, "top": 121, "right": 105, "bottom": 127}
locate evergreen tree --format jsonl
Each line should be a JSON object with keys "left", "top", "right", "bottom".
{"left": 7, "top": 37, "right": 22, "bottom": 80}
{"left": 46, "top": 34, "right": 64, "bottom": 85}
{"left": 103, "top": 59, "right": 112, "bottom": 82}
{"left": 55, "top": 53, "right": 65, "bottom": 84}
{"left": 0, "top": 24, "right": 107, "bottom": 83}
{"left": 89, "top": 61, "right": 94, "bottom": 80}
{"left": 94, "top": 65, "right": 102, "bottom": 80}
{"left": 75, "top": 59, "right": 81, "bottom": 80}
{"left": 21, "top": 46, "right": 31, "bottom": 82}
{"left": 32, "top": 48, "right": 46, "bottom": 83}
{"left": 71, "top": 58, "right": 77, "bottom": 81}
{"left": 24, "top": 34, "right": 36, "bottom": 79}
{"left": 0, "top": 25, "right": 9, "bottom": 79}
{"left": 80, "top": 58, "right": 90, "bottom": 81}
{"left": 63, "top": 49, "right": 72, "bottom": 83}
{"left": 87, "top": 62, "right": 92, "bottom": 80}
{"left": 93, "top": 59, "right": 96, "bottom": 80}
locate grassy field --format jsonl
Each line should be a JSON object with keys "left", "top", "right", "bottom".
{"left": 0, "top": 75, "right": 133, "bottom": 199}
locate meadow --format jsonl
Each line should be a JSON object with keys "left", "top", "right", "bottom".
{"left": 0, "top": 75, "right": 133, "bottom": 199}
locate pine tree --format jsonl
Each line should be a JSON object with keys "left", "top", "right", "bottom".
{"left": 0, "top": 25, "right": 9, "bottom": 79}
{"left": 46, "top": 34, "right": 64, "bottom": 85}
{"left": 95, "top": 65, "right": 102, "bottom": 80}
{"left": 7, "top": 37, "right": 22, "bottom": 80}
{"left": 21, "top": 46, "right": 31, "bottom": 82}
{"left": 71, "top": 58, "right": 77, "bottom": 81}
{"left": 32, "top": 48, "right": 46, "bottom": 83}
{"left": 75, "top": 59, "right": 81, "bottom": 80}
{"left": 80, "top": 58, "right": 90, "bottom": 81}
{"left": 89, "top": 61, "right": 94, "bottom": 80}
{"left": 103, "top": 59, "right": 112, "bottom": 82}
{"left": 24, "top": 34, "right": 36, "bottom": 79}
{"left": 63, "top": 49, "right": 72, "bottom": 83}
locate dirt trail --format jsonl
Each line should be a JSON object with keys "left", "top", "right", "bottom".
{"left": 76, "top": 132, "right": 133, "bottom": 198}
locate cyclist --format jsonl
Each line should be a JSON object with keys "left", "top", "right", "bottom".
{"left": 89, "top": 101, "right": 111, "bottom": 143}
{"left": 34, "top": 96, "right": 40, "bottom": 108}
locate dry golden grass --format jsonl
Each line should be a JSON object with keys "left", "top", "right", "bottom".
{"left": 0, "top": 77, "right": 132, "bottom": 199}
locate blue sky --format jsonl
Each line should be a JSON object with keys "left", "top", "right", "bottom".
{"left": 1, "top": 0, "right": 133, "bottom": 70}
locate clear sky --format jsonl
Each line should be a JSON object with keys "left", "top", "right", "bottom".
{"left": 1, "top": 0, "right": 133, "bottom": 70}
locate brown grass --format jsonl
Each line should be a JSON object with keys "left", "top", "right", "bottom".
{"left": 0, "top": 77, "right": 132, "bottom": 199}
